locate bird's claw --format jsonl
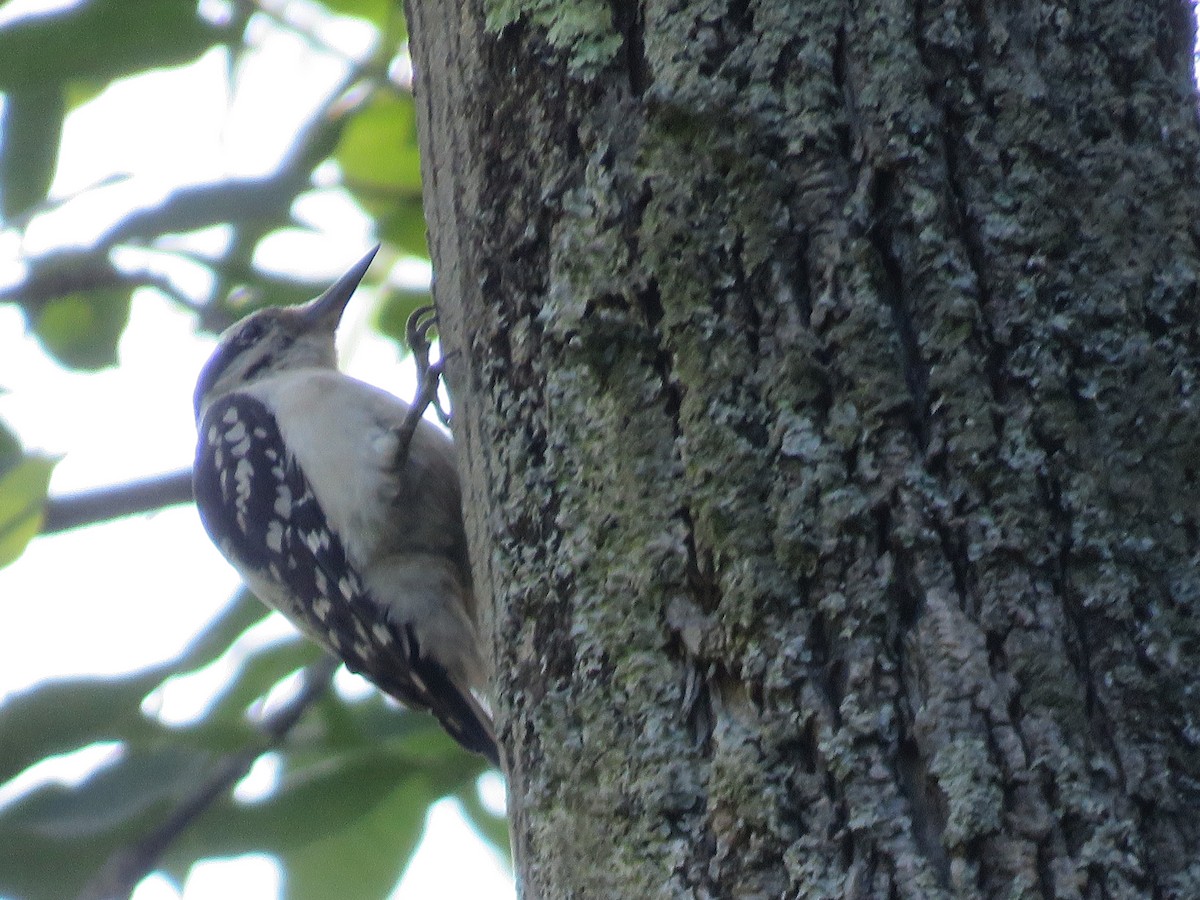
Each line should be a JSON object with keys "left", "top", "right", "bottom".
{"left": 405, "top": 305, "right": 451, "bottom": 427}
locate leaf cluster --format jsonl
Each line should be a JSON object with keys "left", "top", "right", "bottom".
{"left": 0, "top": 593, "right": 506, "bottom": 899}
{"left": 0, "top": 1, "right": 507, "bottom": 895}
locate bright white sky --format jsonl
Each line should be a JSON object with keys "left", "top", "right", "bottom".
{"left": 0, "top": 1, "right": 512, "bottom": 897}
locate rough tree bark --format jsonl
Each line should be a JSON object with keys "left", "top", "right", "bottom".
{"left": 405, "top": 0, "right": 1200, "bottom": 896}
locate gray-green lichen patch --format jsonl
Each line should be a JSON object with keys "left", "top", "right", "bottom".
{"left": 484, "top": 0, "right": 623, "bottom": 79}
{"left": 927, "top": 736, "right": 1003, "bottom": 847}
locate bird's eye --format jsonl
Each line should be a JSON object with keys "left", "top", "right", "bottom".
{"left": 235, "top": 319, "right": 265, "bottom": 347}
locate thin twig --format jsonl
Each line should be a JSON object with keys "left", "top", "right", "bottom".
{"left": 77, "top": 656, "right": 339, "bottom": 900}
{"left": 40, "top": 470, "right": 195, "bottom": 534}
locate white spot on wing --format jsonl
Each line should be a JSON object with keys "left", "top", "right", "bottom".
{"left": 274, "top": 485, "right": 292, "bottom": 517}
{"left": 266, "top": 520, "right": 284, "bottom": 553}
{"left": 234, "top": 459, "right": 253, "bottom": 498}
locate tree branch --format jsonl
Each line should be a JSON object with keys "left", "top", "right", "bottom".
{"left": 76, "top": 655, "right": 339, "bottom": 900}
{"left": 40, "top": 470, "right": 194, "bottom": 534}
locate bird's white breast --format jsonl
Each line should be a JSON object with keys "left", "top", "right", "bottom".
{"left": 244, "top": 370, "right": 410, "bottom": 570}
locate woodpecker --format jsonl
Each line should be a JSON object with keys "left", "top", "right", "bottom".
{"left": 192, "top": 247, "right": 497, "bottom": 765}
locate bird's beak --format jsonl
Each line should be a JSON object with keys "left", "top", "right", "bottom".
{"left": 302, "top": 244, "right": 380, "bottom": 328}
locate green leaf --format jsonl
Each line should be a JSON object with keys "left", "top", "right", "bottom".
{"left": 373, "top": 284, "right": 432, "bottom": 346}
{"left": 319, "top": 0, "right": 391, "bottom": 27}
{"left": 167, "top": 749, "right": 426, "bottom": 860}
{"left": 0, "top": 0, "right": 228, "bottom": 92}
{"left": 0, "top": 454, "right": 57, "bottom": 569}
{"left": 336, "top": 92, "right": 423, "bottom": 215}
{"left": 0, "top": 746, "right": 211, "bottom": 899}
{"left": 63, "top": 79, "right": 109, "bottom": 112}
{"left": 201, "top": 638, "right": 323, "bottom": 729}
{"left": 0, "top": 596, "right": 281, "bottom": 796}
{"left": 0, "top": 419, "right": 20, "bottom": 475}
{"left": 0, "top": 86, "right": 65, "bottom": 221}
{"left": 0, "top": 821, "right": 107, "bottom": 900}
{"left": 304, "top": 691, "right": 457, "bottom": 756}
{"left": 0, "top": 671, "right": 164, "bottom": 785}
{"left": 33, "top": 286, "right": 131, "bottom": 370}
{"left": 2, "top": 746, "right": 209, "bottom": 839}
{"left": 283, "top": 775, "right": 434, "bottom": 900}
{"left": 377, "top": 196, "right": 430, "bottom": 258}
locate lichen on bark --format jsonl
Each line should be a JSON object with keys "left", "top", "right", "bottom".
{"left": 407, "top": 0, "right": 1200, "bottom": 896}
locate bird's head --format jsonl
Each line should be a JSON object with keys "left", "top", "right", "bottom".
{"left": 193, "top": 246, "right": 379, "bottom": 421}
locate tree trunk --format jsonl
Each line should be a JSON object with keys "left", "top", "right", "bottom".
{"left": 405, "top": 0, "right": 1200, "bottom": 896}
